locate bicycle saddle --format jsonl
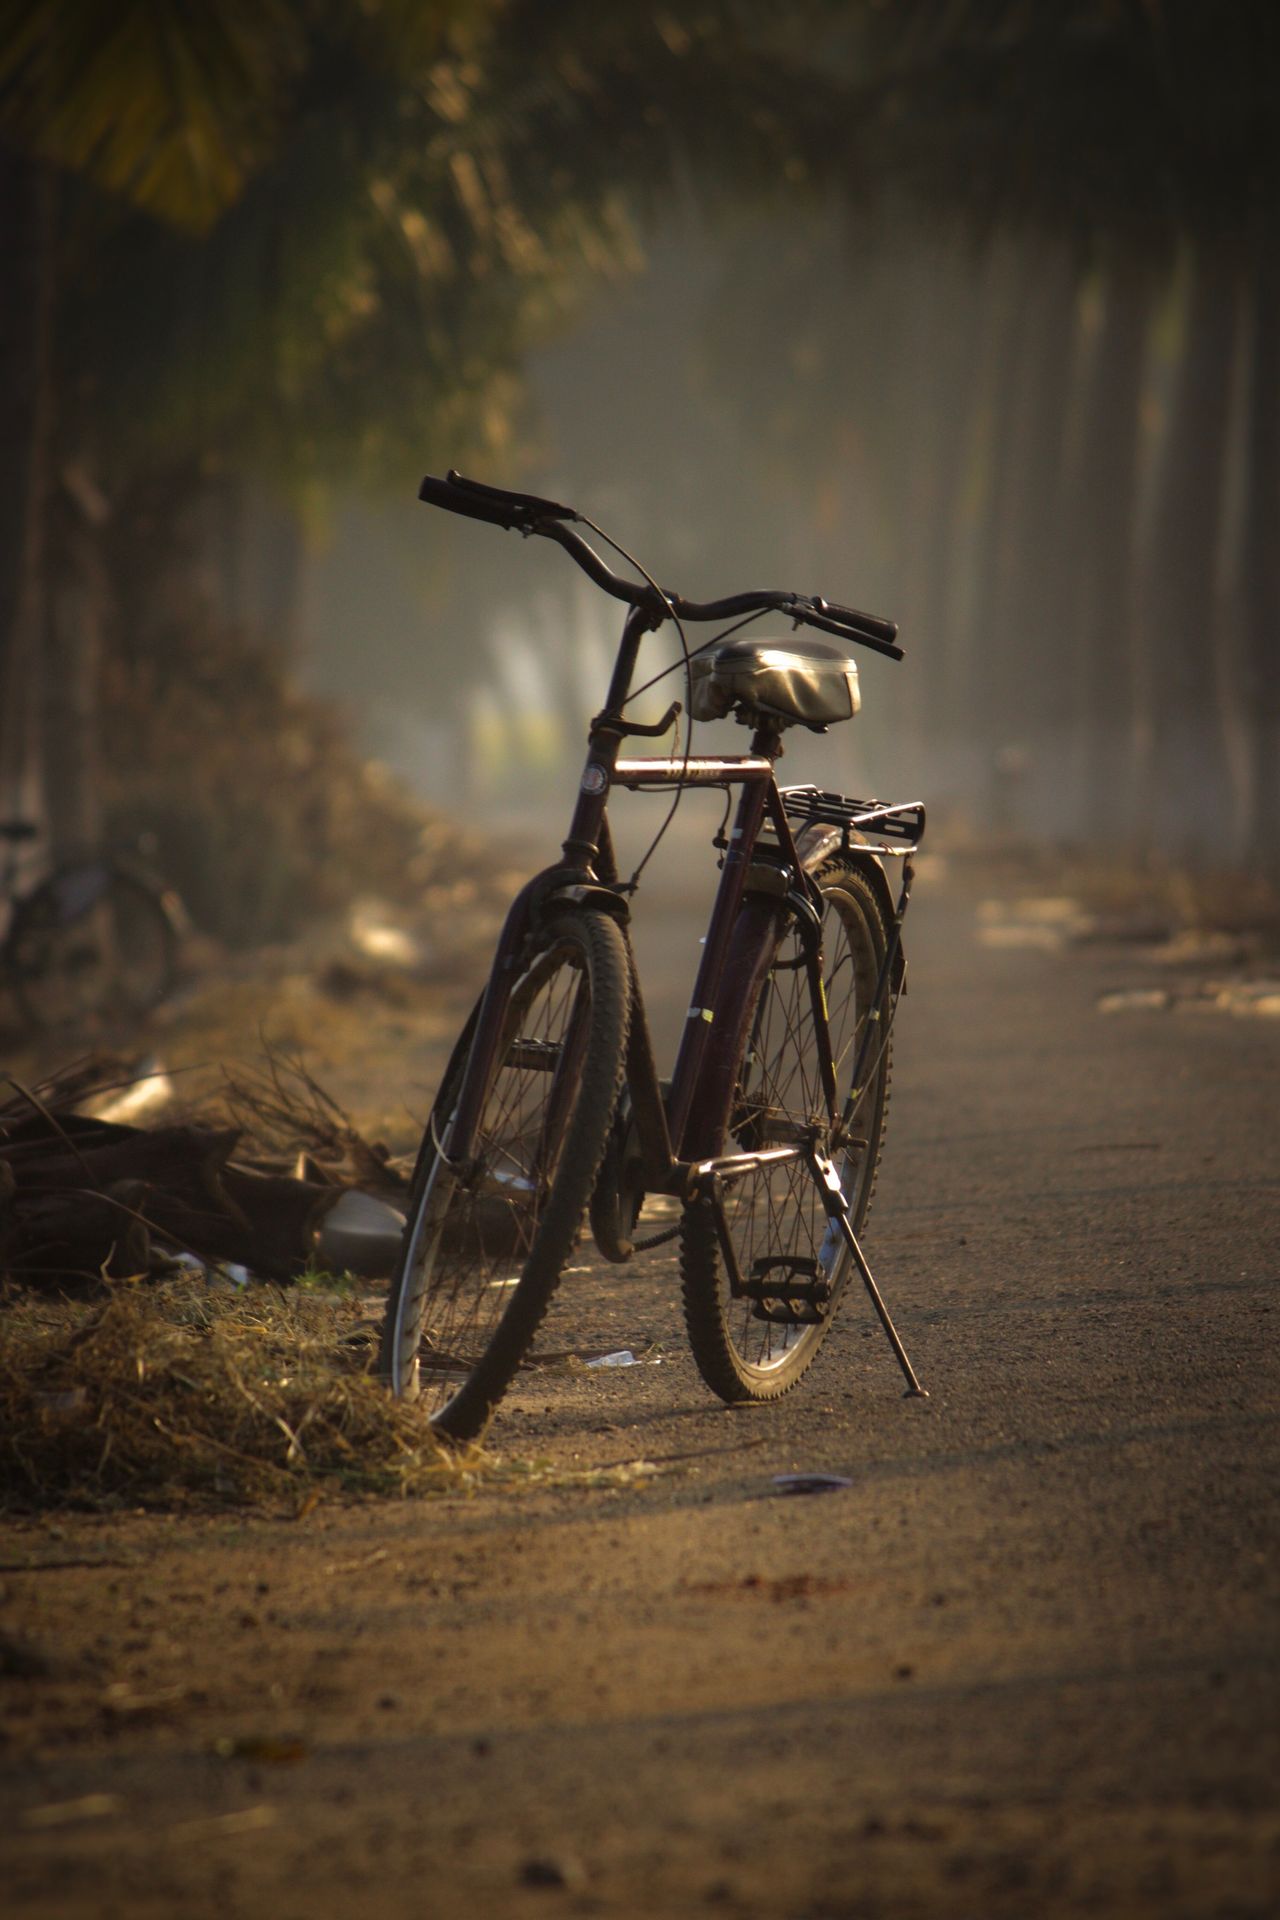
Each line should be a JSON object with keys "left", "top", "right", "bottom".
{"left": 689, "top": 637, "right": 861, "bottom": 730}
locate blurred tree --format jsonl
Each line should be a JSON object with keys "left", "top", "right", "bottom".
{"left": 1070, "top": 254, "right": 1154, "bottom": 839}
{"left": 0, "top": 150, "right": 54, "bottom": 833}
{"left": 807, "top": 0, "right": 1279, "bottom": 853}
{"left": 0, "top": 0, "right": 323, "bottom": 841}
{"left": 0, "top": 0, "right": 487, "bottom": 850}
{"left": 1137, "top": 244, "right": 1239, "bottom": 854}
{"left": 0, "top": 0, "right": 858, "bottom": 885}
{"left": 1240, "top": 239, "right": 1280, "bottom": 877}
{"left": 5, "top": 0, "right": 1277, "bottom": 877}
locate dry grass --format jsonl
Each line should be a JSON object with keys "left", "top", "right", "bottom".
{"left": 0, "top": 1276, "right": 487, "bottom": 1514}
{"left": 947, "top": 832, "right": 1280, "bottom": 950}
{"left": 1058, "top": 851, "right": 1280, "bottom": 940}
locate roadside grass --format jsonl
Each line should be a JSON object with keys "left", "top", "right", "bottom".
{"left": 0, "top": 1274, "right": 671, "bottom": 1516}
{"left": 0, "top": 1274, "right": 485, "bottom": 1514}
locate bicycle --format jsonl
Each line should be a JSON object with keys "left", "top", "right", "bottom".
{"left": 1, "top": 822, "right": 187, "bottom": 1030}
{"left": 380, "top": 470, "right": 928, "bottom": 1439}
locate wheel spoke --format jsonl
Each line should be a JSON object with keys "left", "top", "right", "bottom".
{"left": 380, "top": 912, "right": 628, "bottom": 1437}
{"left": 683, "top": 864, "right": 891, "bottom": 1397}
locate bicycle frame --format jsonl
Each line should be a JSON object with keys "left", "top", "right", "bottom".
{"left": 441, "top": 601, "right": 906, "bottom": 1211}
{"left": 396, "top": 470, "right": 929, "bottom": 1404}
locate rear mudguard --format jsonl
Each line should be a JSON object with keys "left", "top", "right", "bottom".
{"left": 791, "top": 821, "right": 906, "bottom": 997}
{"left": 678, "top": 824, "right": 906, "bottom": 1162}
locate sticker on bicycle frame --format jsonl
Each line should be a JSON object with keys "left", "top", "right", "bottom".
{"left": 687, "top": 1006, "right": 715, "bottom": 1023}
{"left": 579, "top": 764, "right": 609, "bottom": 796}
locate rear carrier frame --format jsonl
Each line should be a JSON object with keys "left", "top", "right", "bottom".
{"left": 780, "top": 785, "right": 926, "bottom": 855}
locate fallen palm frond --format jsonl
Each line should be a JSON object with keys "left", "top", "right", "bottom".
{"left": 0, "top": 1057, "right": 142, "bottom": 1127}
{"left": 0, "top": 1276, "right": 490, "bottom": 1513}
{"left": 218, "top": 1043, "right": 410, "bottom": 1196}
{"left": 0, "top": 1052, "right": 409, "bottom": 1290}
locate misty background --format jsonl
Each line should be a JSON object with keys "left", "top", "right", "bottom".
{"left": 2, "top": 2, "right": 1277, "bottom": 948}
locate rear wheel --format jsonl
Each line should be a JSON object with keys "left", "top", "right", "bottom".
{"left": 681, "top": 861, "right": 890, "bottom": 1403}
{"left": 378, "top": 908, "right": 628, "bottom": 1440}
{"left": 11, "top": 864, "right": 179, "bottom": 1029}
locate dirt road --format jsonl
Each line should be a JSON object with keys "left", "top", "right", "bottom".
{"left": 3, "top": 852, "right": 1277, "bottom": 1918}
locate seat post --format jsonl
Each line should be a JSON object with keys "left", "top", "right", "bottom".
{"left": 749, "top": 717, "right": 785, "bottom": 762}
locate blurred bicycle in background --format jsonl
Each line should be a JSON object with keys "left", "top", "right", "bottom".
{"left": 0, "top": 821, "right": 188, "bottom": 1031}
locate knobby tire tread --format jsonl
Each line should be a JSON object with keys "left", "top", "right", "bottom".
{"left": 379, "top": 907, "right": 628, "bottom": 1441}
{"left": 680, "top": 860, "right": 891, "bottom": 1405}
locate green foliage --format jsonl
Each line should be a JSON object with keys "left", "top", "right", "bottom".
{"left": 0, "top": 0, "right": 306, "bottom": 229}
{"left": 841, "top": 0, "right": 1280, "bottom": 260}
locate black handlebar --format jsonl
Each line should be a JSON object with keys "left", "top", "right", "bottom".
{"left": 418, "top": 472, "right": 578, "bottom": 529}
{"left": 809, "top": 596, "right": 899, "bottom": 650}
{"left": 419, "top": 470, "right": 902, "bottom": 660}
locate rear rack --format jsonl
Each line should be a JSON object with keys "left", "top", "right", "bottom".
{"left": 780, "top": 786, "right": 925, "bottom": 854}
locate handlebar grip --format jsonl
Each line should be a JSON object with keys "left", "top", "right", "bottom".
{"left": 446, "top": 470, "right": 579, "bottom": 521}
{"left": 800, "top": 606, "right": 904, "bottom": 660}
{"left": 811, "top": 596, "right": 899, "bottom": 647}
{"left": 418, "top": 472, "right": 521, "bottom": 528}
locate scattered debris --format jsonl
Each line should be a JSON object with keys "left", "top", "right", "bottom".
{"left": 1197, "top": 979, "right": 1280, "bottom": 1018}
{"left": 0, "top": 1052, "right": 409, "bottom": 1291}
{"left": 168, "top": 1804, "right": 279, "bottom": 1840}
{"left": 1098, "top": 989, "right": 1172, "bottom": 1014}
{"left": 315, "top": 1189, "right": 406, "bottom": 1278}
{"left": 84, "top": 1059, "right": 175, "bottom": 1127}
{"left": 519, "top": 1853, "right": 588, "bottom": 1892}
{"left": 1143, "top": 928, "right": 1254, "bottom": 968}
{"left": 770, "top": 1473, "right": 853, "bottom": 1496}
{"left": 976, "top": 896, "right": 1093, "bottom": 951}
{"left": 585, "top": 1349, "right": 639, "bottom": 1369}
{"left": 101, "top": 1680, "right": 191, "bottom": 1722}
{"left": 0, "top": 1630, "right": 57, "bottom": 1678}
{"left": 213, "top": 1735, "right": 309, "bottom": 1765}
{"left": 20, "top": 1794, "right": 123, "bottom": 1830}
{"left": 683, "top": 1572, "right": 854, "bottom": 1601}
{"left": 1098, "top": 979, "right": 1280, "bottom": 1018}
{"left": 348, "top": 902, "right": 428, "bottom": 969}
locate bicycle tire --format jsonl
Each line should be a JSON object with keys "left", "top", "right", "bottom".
{"left": 10, "top": 863, "right": 179, "bottom": 1030}
{"left": 681, "top": 860, "right": 891, "bottom": 1403}
{"left": 378, "top": 906, "right": 629, "bottom": 1440}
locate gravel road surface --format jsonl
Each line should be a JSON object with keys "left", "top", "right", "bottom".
{"left": 3, "top": 851, "right": 1277, "bottom": 1918}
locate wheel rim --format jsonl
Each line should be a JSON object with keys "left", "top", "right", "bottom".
{"left": 715, "top": 883, "right": 882, "bottom": 1375}
{"left": 393, "top": 936, "right": 593, "bottom": 1421}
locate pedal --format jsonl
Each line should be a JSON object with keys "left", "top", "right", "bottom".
{"left": 735, "top": 1255, "right": 831, "bottom": 1325}
{"left": 505, "top": 1038, "right": 562, "bottom": 1071}
{"left": 751, "top": 1298, "right": 826, "bottom": 1325}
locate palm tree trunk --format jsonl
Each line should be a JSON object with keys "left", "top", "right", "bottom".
{"left": 964, "top": 242, "right": 1031, "bottom": 786}
{"left": 43, "top": 464, "right": 108, "bottom": 860}
{"left": 914, "top": 250, "right": 985, "bottom": 778}
{"left": 1240, "top": 241, "right": 1280, "bottom": 880}
{"left": 0, "top": 154, "right": 56, "bottom": 830}
{"left": 1073, "top": 258, "right": 1154, "bottom": 841}
{"left": 988, "top": 241, "right": 1081, "bottom": 829}
{"left": 1141, "top": 244, "right": 1240, "bottom": 857}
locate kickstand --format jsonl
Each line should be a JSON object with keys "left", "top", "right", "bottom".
{"left": 808, "top": 1149, "right": 928, "bottom": 1398}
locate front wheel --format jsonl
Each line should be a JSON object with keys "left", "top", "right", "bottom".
{"left": 681, "top": 861, "right": 891, "bottom": 1404}
{"left": 378, "top": 907, "right": 629, "bottom": 1440}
